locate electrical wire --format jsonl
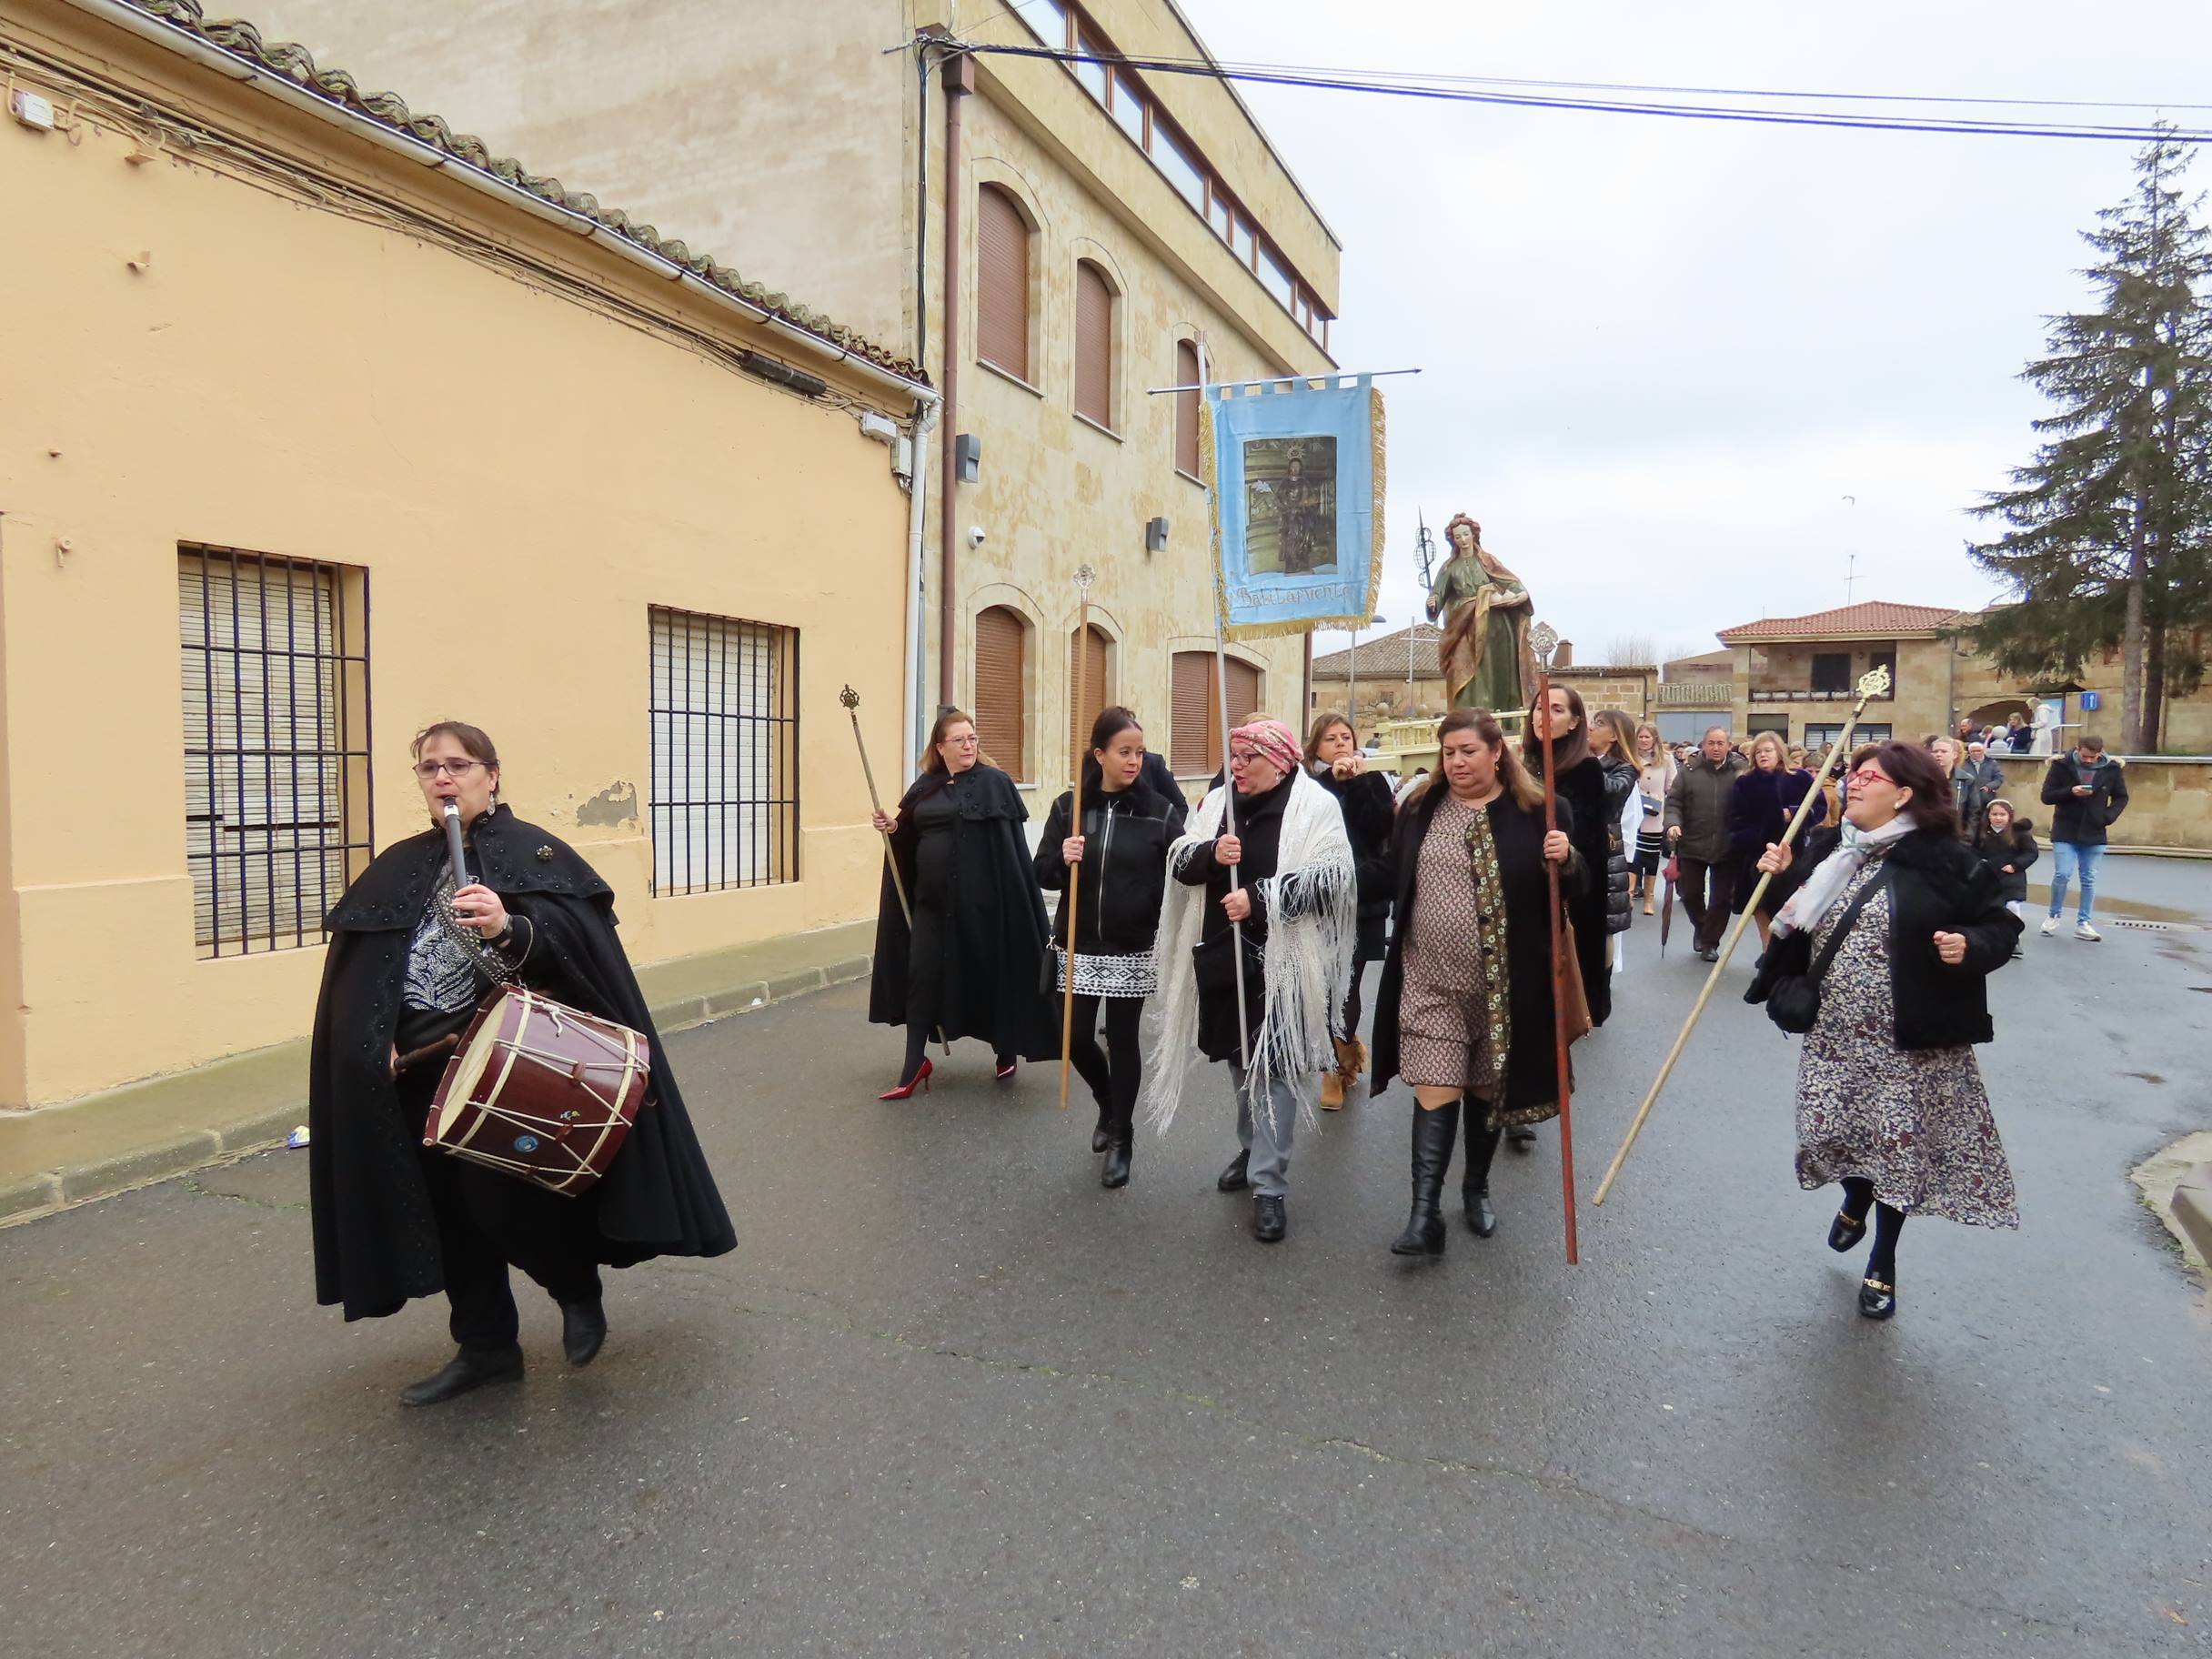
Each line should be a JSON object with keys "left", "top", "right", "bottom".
{"left": 962, "top": 41, "right": 2211, "bottom": 142}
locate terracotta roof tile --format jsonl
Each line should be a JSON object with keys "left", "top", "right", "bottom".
{"left": 116, "top": 0, "right": 924, "bottom": 382}
{"left": 1311, "top": 622, "right": 1442, "bottom": 680}
{"left": 1716, "top": 601, "right": 1971, "bottom": 643}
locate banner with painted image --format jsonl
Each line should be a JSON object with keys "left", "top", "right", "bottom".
{"left": 1202, "top": 376, "right": 1384, "bottom": 638}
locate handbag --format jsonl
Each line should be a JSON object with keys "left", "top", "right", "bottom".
{"left": 1191, "top": 926, "right": 1265, "bottom": 1002}
{"left": 1756, "top": 866, "right": 1892, "bottom": 1035}
{"left": 1557, "top": 919, "right": 1594, "bottom": 1045}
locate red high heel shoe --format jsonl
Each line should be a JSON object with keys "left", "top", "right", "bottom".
{"left": 879, "top": 1058, "right": 932, "bottom": 1101}
{"left": 995, "top": 1059, "right": 1018, "bottom": 1082}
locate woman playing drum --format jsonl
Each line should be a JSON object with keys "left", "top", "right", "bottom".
{"left": 308, "top": 721, "right": 735, "bottom": 1406}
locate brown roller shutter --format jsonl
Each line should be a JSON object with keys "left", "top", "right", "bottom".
{"left": 1175, "top": 340, "right": 1201, "bottom": 477}
{"left": 977, "top": 186, "right": 1030, "bottom": 381}
{"left": 1075, "top": 262, "right": 1113, "bottom": 428}
{"left": 1171, "top": 650, "right": 1211, "bottom": 775}
{"left": 973, "top": 606, "right": 1027, "bottom": 779}
{"left": 1068, "top": 624, "right": 1112, "bottom": 774}
{"left": 1225, "top": 658, "right": 1261, "bottom": 731}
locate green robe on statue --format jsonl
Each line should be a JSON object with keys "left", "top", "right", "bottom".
{"left": 1428, "top": 554, "right": 1533, "bottom": 714}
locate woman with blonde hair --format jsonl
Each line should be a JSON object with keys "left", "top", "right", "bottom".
{"left": 1628, "top": 721, "right": 1674, "bottom": 915}
{"left": 1727, "top": 730, "right": 1825, "bottom": 952}
{"left": 1304, "top": 711, "right": 1397, "bottom": 1107}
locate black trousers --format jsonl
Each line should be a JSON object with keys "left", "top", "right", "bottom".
{"left": 1676, "top": 854, "right": 1735, "bottom": 952}
{"left": 1066, "top": 994, "right": 1143, "bottom": 1141}
{"left": 1340, "top": 949, "right": 1376, "bottom": 1043}
{"left": 397, "top": 1013, "right": 602, "bottom": 1352}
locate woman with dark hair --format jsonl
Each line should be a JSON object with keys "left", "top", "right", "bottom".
{"left": 1033, "top": 707, "right": 1186, "bottom": 1186}
{"left": 1749, "top": 740, "right": 2021, "bottom": 1322}
{"left": 1304, "top": 711, "right": 1397, "bottom": 1108}
{"left": 1371, "top": 709, "right": 1582, "bottom": 1254}
{"left": 308, "top": 721, "right": 736, "bottom": 1406}
{"left": 870, "top": 709, "right": 1055, "bottom": 1098}
{"left": 1523, "top": 684, "right": 1623, "bottom": 1030}
{"left": 1728, "top": 730, "right": 1827, "bottom": 953}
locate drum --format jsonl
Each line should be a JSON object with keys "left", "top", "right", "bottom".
{"left": 425, "top": 985, "right": 651, "bottom": 1196}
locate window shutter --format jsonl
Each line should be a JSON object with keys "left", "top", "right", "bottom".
{"left": 1225, "top": 658, "right": 1261, "bottom": 732}
{"left": 1170, "top": 650, "right": 1212, "bottom": 775}
{"left": 1174, "top": 340, "right": 1201, "bottom": 477}
{"left": 977, "top": 186, "right": 1030, "bottom": 381}
{"left": 1068, "top": 624, "right": 1111, "bottom": 774}
{"left": 1075, "top": 262, "right": 1113, "bottom": 427}
{"left": 974, "top": 607, "right": 1027, "bottom": 779}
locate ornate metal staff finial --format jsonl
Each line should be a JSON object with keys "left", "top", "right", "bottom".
{"left": 1855, "top": 663, "right": 1893, "bottom": 700}
{"left": 1529, "top": 620, "right": 1559, "bottom": 669}
{"left": 839, "top": 685, "right": 860, "bottom": 710}
{"left": 1074, "top": 562, "right": 1097, "bottom": 594}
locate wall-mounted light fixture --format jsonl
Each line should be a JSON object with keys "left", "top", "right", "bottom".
{"left": 955, "top": 434, "right": 981, "bottom": 484}
{"left": 1145, "top": 516, "right": 1169, "bottom": 554}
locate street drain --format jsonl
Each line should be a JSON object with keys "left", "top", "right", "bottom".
{"left": 2109, "top": 918, "right": 2198, "bottom": 932}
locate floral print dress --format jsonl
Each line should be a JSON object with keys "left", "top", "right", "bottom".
{"left": 1794, "top": 852, "right": 2019, "bottom": 1227}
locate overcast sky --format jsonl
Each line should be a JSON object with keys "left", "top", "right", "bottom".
{"left": 1181, "top": 1, "right": 2212, "bottom": 667}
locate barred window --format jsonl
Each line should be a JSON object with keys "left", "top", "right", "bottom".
{"left": 649, "top": 608, "right": 799, "bottom": 895}
{"left": 179, "top": 547, "right": 371, "bottom": 958}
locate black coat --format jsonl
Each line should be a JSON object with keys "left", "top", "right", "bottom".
{"left": 1597, "top": 755, "right": 1636, "bottom": 936}
{"left": 308, "top": 806, "right": 735, "bottom": 1324}
{"left": 2040, "top": 755, "right": 2129, "bottom": 846}
{"left": 1033, "top": 777, "right": 1186, "bottom": 956}
{"left": 1970, "top": 821, "right": 2038, "bottom": 902}
{"left": 1726, "top": 766, "right": 1826, "bottom": 912}
{"left": 870, "top": 764, "right": 1056, "bottom": 1058}
{"left": 1312, "top": 764, "right": 1397, "bottom": 958}
{"left": 1171, "top": 773, "right": 1303, "bottom": 1064}
{"left": 1527, "top": 750, "right": 1615, "bottom": 1029}
{"left": 1747, "top": 825, "right": 2021, "bottom": 1049}
{"left": 1370, "top": 784, "right": 1588, "bottom": 1113}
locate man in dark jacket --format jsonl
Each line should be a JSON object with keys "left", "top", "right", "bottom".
{"left": 2039, "top": 735, "right": 2128, "bottom": 940}
{"left": 1664, "top": 726, "right": 1750, "bottom": 961}
{"left": 1955, "top": 740, "right": 2005, "bottom": 830}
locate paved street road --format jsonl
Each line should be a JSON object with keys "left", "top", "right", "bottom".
{"left": 5, "top": 866, "right": 2209, "bottom": 1657}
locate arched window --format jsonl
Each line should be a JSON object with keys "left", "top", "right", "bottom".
{"left": 1074, "top": 260, "right": 1115, "bottom": 429}
{"left": 1068, "top": 623, "right": 1113, "bottom": 775}
{"left": 977, "top": 186, "right": 1031, "bottom": 382}
{"left": 1174, "top": 339, "right": 1201, "bottom": 478}
{"left": 1170, "top": 649, "right": 1260, "bottom": 775}
{"left": 973, "top": 606, "right": 1029, "bottom": 779}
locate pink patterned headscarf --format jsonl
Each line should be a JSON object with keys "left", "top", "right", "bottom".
{"left": 1231, "top": 719, "right": 1302, "bottom": 778}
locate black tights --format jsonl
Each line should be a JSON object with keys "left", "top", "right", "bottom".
{"left": 902, "top": 1021, "right": 1014, "bottom": 1084}
{"left": 1066, "top": 995, "right": 1143, "bottom": 1141}
{"left": 1340, "top": 949, "right": 1375, "bottom": 1041}
{"left": 1839, "top": 1178, "right": 1906, "bottom": 1280}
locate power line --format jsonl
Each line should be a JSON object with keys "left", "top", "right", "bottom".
{"left": 961, "top": 42, "right": 2212, "bottom": 142}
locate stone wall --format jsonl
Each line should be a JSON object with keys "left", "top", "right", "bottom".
{"left": 1991, "top": 756, "right": 2212, "bottom": 853}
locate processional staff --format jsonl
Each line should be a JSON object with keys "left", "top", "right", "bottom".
{"left": 841, "top": 684, "right": 944, "bottom": 1055}
{"left": 1530, "top": 622, "right": 1579, "bottom": 1267}
{"left": 1592, "top": 662, "right": 1894, "bottom": 1206}
{"left": 1058, "top": 564, "right": 1098, "bottom": 1111}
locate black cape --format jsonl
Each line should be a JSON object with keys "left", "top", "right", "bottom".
{"left": 868, "top": 764, "right": 1057, "bottom": 1059}
{"left": 308, "top": 805, "right": 736, "bottom": 1322}
{"left": 1527, "top": 750, "right": 1615, "bottom": 1029}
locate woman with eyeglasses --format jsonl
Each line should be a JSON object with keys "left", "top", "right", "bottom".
{"left": 308, "top": 721, "right": 735, "bottom": 1406}
{"left": 870, "top": 709, "right": 1055, "bottom": 1099}
{"left": 1748, "top": 740, "right": 2021, "bottom": 1322}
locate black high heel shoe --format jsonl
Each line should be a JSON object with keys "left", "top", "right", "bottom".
{"left": 1827, "top": 1210, "right": 1868, "bottom": 1253}
{"left": 1856, "top": 1275, "right": 1896, "bottom": 1321}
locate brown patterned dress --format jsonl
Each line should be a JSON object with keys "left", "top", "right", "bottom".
{"left": 1794, "top": 853, "right": 2019, "bottom": 1227}
{"left": 1397, "top": 793, "right": 1509, "bottom": 1101}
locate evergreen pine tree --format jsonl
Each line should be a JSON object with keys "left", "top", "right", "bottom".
{"left": 1967, "top": 126, "right": 2212, "bottom": 752}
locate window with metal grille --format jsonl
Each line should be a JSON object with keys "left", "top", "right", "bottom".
{"left": 1174, "top": 339, "right": 1202, "bottom": 478}
{"left": 179, "top": 546, "right": 371, "bottom": 959}
{"left": 973, "top": 606, "right": 1029, "bottom": 779}
{"left": 1075, "top": 260, "right": 1114, "bottom": 429}
{"left": 977, "top": 185, "right": 1031, "bottom": 382}
{"left": 649, "top": 608, "right": 799, "bottom": 895}
{"left": 1170, "top": 650, "right": 1259, "bottom": 775}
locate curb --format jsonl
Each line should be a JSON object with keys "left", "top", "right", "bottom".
{"left": 0, "top": 951, "right": 871, "bottom": 1230}
{"left": 2172, "top": 1164, "right": 2212, "bottom": 1272}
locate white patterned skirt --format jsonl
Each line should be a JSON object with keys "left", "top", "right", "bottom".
{"left": 1053, "top": 947, "right": 1157, "bottom": 999}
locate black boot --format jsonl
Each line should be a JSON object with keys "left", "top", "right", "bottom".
{"left": 1463, "top": 1117, "right": 1503, "bottom": 1238}
{"left": 1390, "top": 1100, "right": 1459, "bottom": 1256}
{"left": 1507, "top": 1123, "right": 1537, "bottom": 1153}
{"left": 1101, "top": 1103, "right": 1133, "bottom": 1189}
{"left": 1091, "top": 1103, "right": 1113, "bottom": 1155}
{"left": 560, "top": 1297, "right": 608, "bottom": 1366}
{"left": 399, "top": 1343, "right": 524, "bottom": 1407}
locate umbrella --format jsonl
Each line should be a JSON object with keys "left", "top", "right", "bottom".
{"left": 1659, "top": 856, "right": 1678, "bottom": 956}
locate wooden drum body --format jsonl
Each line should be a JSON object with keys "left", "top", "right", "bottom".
{"left": 425, "top": 985, "right": 651, "bottom": 1195}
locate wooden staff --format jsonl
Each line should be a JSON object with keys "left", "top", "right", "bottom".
{"left": 1058, "top": 565, "right": 1098, "bottom": 1111}
{"left": 1592, "top": 663, "right": 1893, "bottom": 1206}
{"left": 840, "top": 685, "right": 944, "bottom": 1055}
{"left": 1529, "top": 622, "right": 1578, "bottom": 1266}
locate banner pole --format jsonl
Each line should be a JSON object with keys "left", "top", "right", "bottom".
{"left": 1196, "top": 334, "right": 1252, "bottom": 1074}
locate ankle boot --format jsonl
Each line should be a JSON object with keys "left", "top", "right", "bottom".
{"left": 1390, "top": 1099, "right": 1460, "bottom": 1256}
{"left": 1101, "top": 1103, "right": 1133, "bottom": 1189}
{"left": 1463, "top": 1116, "right": 1502, "bottom": 1238}
{"left": 399, "top": 1343, "right": 524, "bottom": 1407}
{"left": 1091, "top": 1094, "right": 1113, "bottom": 1154}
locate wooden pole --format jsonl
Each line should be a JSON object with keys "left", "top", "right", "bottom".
{"left": 1195, "top": 335, "right": 1252, "bottom": 1072}
{"left": 1590, "top": 665, "right": 1893, "bottom": 1206}
{"left": 1529, "top": 625, "right": 1577, "bottom": 1266}
{"left": 1058, "top": 568, "right": 1097, "bottom": 1111}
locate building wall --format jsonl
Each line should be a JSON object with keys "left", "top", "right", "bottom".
{"left": 1556, "top": 669, "right": 1654, "bottom": 723}
{"left": 0, "top": 10, "right": 913, "bottom": 1106}
{"left": 1727, "top": 638, "right": 1950, "bottom": 748}
{"left": 1991, "top": 757, "right": 2211, "bottom": 852}
{"left": 1309, "top": 676, "right": 1447, "bottom": 729}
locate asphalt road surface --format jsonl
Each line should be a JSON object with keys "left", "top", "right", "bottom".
{"left": 5, "top": 864, "right": 2209, "bottom": 1657}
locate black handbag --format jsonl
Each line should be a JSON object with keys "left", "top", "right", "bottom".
{"left": 1191, "top": 926, "right": 1265, "bottom": 1001}
{"left": 1755, "top": 866, "right": 1892, "bottom": 1035}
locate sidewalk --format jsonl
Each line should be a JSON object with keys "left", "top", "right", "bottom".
{"left": 0, "top": 920, "right": 874, "bottom": 1228}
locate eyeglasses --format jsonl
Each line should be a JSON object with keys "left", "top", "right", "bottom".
{"left": 1229, "top": 749, "right": 1263, "bottom": 765}
{"left": 943, "top": 733, "right": 980, "bottom": 748}
{"left": 416, "top": 759, "right": 485, "bottom": 779}
{"left": 1847, "top": 767, "right": 1895, "bottom": 788}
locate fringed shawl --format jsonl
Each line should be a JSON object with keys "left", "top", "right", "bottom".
{"left": 1141, "top": 767, "right": 1356, "bottom": 1134}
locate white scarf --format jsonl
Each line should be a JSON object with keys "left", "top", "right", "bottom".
{"left": 1771, "top": 816, "right": 1914, "bottom": 939}
{"left": 1141, "top": 768, "right": 1356, "bottom": 1133}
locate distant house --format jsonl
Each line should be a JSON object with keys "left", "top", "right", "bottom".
{"left": 1310, "top": 623, "right": 1445, "bottom": 729}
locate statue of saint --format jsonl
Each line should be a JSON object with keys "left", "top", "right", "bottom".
{"left": 1425, "top": 514, "right": 1534, "bottom": 712}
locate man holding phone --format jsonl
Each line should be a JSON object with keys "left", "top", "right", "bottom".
{"left": 2039, "top": 734, "right": 2128, "bottom": 940}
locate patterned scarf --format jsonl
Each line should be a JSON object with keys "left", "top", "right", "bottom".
{"left": 1231, "top": 718, "right": 1302, "bottom": 779}
{"left": 1772, "top": 817, "right": 1914, "bottom": 939}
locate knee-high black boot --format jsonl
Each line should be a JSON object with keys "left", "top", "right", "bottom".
{"left": 1462, "top": 1112, "right": 1503, "bottom": 1238}
{"left": 1390, "top": 1101, "right": 1460, "bottom": 1257}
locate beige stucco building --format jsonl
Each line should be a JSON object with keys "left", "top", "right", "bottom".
{"left": 244, "top": 0, "right": 1343, "bottom": 792}
{"left": 0, "top": 0, "right": 930, "bottom": 1108}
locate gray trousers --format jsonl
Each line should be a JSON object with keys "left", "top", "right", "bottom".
{"left": 1232, "top": 1061, "right": 1298, "bottom": 1198}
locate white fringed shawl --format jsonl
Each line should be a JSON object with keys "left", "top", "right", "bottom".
{"left": 1141, "top": 768, "right": 1357, "bottom": 1133}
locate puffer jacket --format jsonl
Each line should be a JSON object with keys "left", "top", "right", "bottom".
{"left": 1600, "top": 755, "right": 1635, "bottom": 935}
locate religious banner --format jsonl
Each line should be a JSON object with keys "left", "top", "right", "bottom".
{"left": 1202, "top": 377, "right": 1385, "bottom": 638}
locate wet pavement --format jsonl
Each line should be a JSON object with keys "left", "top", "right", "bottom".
{"left": 3, "top": 861, "right": 2209, "bottom": 1657}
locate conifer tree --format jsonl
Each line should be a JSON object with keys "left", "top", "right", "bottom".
{"left": 1968, "top": 127, "right": 2212, "bottom": 752}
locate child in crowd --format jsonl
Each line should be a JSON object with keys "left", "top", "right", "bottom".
{"left": 1973, "top": 799, "right": 2038, "bottom": 958}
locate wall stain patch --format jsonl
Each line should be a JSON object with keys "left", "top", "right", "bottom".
{"left": 577, "top": 781, "right": 638, "bottom": 828}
